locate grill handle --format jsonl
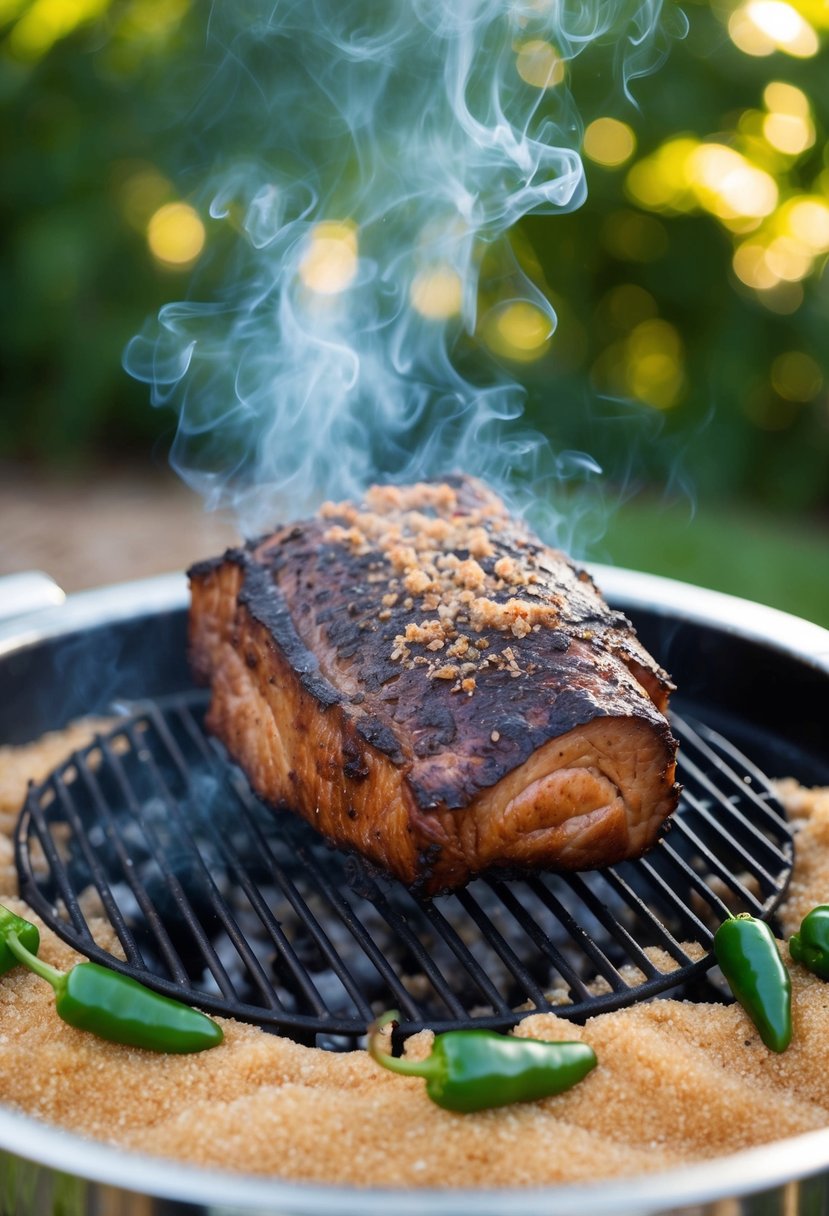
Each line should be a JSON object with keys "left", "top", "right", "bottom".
{"left": 0, "top": 572, "right": 66, "bottom": 623}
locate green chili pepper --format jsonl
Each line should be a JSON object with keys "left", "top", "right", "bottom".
{"left": 0, "top": 905, "right": 40, "bottom": 977}
{"left": 0, "top": 905, "right": 222, "bottom": 1053}
{"left": 714, "top": 913, "right": 792, "bottom": 1053}
{"left": 789, "top": 905, "right": 829, "bottom": 979}
{"left": 368, "top": 1011, "right": 597, "bottom": 1113}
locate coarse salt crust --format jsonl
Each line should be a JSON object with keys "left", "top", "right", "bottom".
{"left": 1, "top": 725, "right": 829, "bottom": 1186}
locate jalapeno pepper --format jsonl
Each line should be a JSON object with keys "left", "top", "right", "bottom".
{"left": 0, "top": 905, "right": 40, "bottom": 977}
{"left": 789, "top": 905, "right": 829, "bottom": 979}
{"left": 0, "top": 904, "right": 222, "bottom": 1053}
{"left": 714, "top": 913, "right": 792, "bottom": 1053}
{"left": 368, "top": 1011, "right": 597, "bottom": 1113}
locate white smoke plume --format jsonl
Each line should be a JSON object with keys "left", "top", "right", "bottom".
{"left": 125, "top": 0, "right": 683, "bottom": 537}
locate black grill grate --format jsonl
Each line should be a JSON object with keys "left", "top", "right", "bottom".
{"left": 15, "top": 692, "right": 793, "bottom": 1045}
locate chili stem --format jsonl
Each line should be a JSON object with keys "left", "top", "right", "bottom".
{"left": 368, "top": 1012, "right": 442, "bottom": 1081}
{"left": 4, "top": 930, "right": 66, "bottom": 991}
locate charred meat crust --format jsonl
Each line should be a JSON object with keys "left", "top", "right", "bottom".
{"left": 188, "top": 477, "right": 680, "bottom": 892}
{"left": 246, "top": 493, "right": 675, "bottom": 812}
{"left": 190, "top": 542, "right": 675, "bottom": 810}
{"left": 238, "top": 558, "right": 343, "bottom": 712}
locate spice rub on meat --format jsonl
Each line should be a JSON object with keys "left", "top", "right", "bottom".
{"left": 188, "top": 476, "right": 679, "bottom": 893}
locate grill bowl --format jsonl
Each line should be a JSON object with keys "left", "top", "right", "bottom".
{"left": 13, "top": 692, "right": 795, "bottom": 1039}
{"left": 0, "top": 565, "right": 827, "bottom": 1216}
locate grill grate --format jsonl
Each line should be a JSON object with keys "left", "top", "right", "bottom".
{"left": 15, "top": 692, "right": 793, "bottom": 1045}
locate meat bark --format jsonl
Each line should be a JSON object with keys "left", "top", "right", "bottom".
{"left": 188, "top": 476, "right": 679, "bottom": 893}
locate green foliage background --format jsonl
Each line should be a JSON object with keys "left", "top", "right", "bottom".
{"left": 0, "top": 0, "right": 827, "bottom": 622}
{"left": 524, "top": 0, "right": 829, "bottom": 516}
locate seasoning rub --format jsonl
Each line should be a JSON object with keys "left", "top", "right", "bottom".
{"left": 188, "top": 475, "right": 679, "bottom": 893}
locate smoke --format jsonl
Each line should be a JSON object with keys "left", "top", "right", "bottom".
{"left": 124, "top": 0, "right": 683, "bottom": 537}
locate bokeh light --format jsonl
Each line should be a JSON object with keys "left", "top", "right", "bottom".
{"left": 583, "top": 118, "right": 636, "bottom": 168}
{"left": 771, "top": 351, "right": 824, "bottom": 400}
{"left": 299, "top": 221, "right": 358, "bottom": 295}
{"left": 625, "top": 319, "right": 684, "bottom": 410}
{"left": 2, "top": 0, "right": 828, "bottom": 539}
{"left": 514, "top": 39, "right": 565, "bottom": 88}
{"left": 591, "top": 315, "right": 685, "bottom": 410}
{"left": 762, "top": 82, "right": 815, "bottom": 155}
{"left": 483, "top": 301, "right": 553, "bottom": 362}
{"left": 626, "top": 137, "right": 780, "bottom": 227}
{"left": 756, "top": 281, "right": 805, "bottom": 314}
{"left": 601, "top": 283, "right": 658, "bottom": 330}
{"left": 733, "top": 240, "right": 780, "bottom": 289}
{"left": 625, "top": 137, "right": 699, "bottom": 212}
{"left": 410, "top": 267, "right": 463, "bottom": 320}
{"left": 146, "top": 202, "right": 205, "bottom": 267}
{"left": 731, "top": 191, "right": 829, "bottom": 303}
{"left": 119, "top": 0, "right": 190, "bottom": 40}
{"left": 117, "top": 164, "right": 172, "bottom": 231}
{"left": 764, "top": 234, "right": 812, "bottom": 281}
{"left": 728, "top": 1, "right": 820, "bottom": 57}
{"left": 8, "top": 0, "right": 108, "bottom": 60}
{"left": 689, "top": 144, "right": 778, "bottom": 222}
{"left": 786, "top": 197, "right": 829, "bottom": 250}
{"left": 0, "top": 0, "right": 29, "bottom": 25}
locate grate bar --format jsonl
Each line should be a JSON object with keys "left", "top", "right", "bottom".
{"left": 78, "top": 742, "right": 195, "bottom": 983}
{"left": 560, "top": 872, "right": 661, "bottom": 980}
{"left": 668, "top": 816, "right": 767, "bottom": 915}
{"left": 228, "top": 786, "right": 376, "bottom": 1021}
{"left": 19, "top": 787, "right": 96, "bottom": 946}
{"left": 124, "top": 717, "right": 259, "bottom": 1003}
{"left": 673, "top": 782, "right": 784, "bottom": 893}
{"left": 416, "top": 899, "right": 513, "bottom": 1015}
{"left": 288, "top": 838, "right": 424, "bottom": 1020}
{"left": 673, "top": 717, "right": 790, "bottom": 836}
{"left": 15, "top": 693, "right": 794, "bottom": 1043}
{"left": 454, "top": 888, "right": 552, "bottom": 1012}
{"left": 676, "top": 752, "right": 786, "bottom": 870}
{"left": 176, "top": 703, "right": 376, "bottom": 1022}
{"left": 601, "top": 866, "right": 694, "bottom": 968}
{"left": 337, "top": 871, "right": 468, "bottom": 1019}
{"left": 145, "top": 708, "right": 321, "bottom": 1015}
{"left": 635, "top": 845, "right": 725, "bottom": 943}
{"left": 522, "top": 878, "right": 630, "bottom": 995}
{"left": 105, "top": 731, "right": 240, "bottom": 1000}
{"left": 220, "top": 738, "right": 427, "bottom": 1018}
{"left": 487, "top": 879, "right": 598, "bottom": 1002}
{"left": 52, "top": 757, "right": 145, "bottom": 968}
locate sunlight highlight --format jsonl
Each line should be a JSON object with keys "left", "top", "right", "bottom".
{"left": 9, "top": 0, "right": 109, "bottom": 59}
{"left": 484, "top": 301, "right": 552, "bottom": 362}
{"left": 147, "top": 202, "right": 205, "bottom": 267}
{"left": 584, "top": 118, "right": 636, "bottom": 169}
{"left": 410, "top": 268, "right": 463, "bottom": 320}
{"left": 514, "top": 39, "right": 565, "bottom": 89}
{"left": 299, "top": 222, "right": 359, "bottom": 296}
{"left": 762, "top": 81, "right": 815, "bottom": 154}
{"left": 771, "top": 351, "right": 823, "bottom": 400}
{"left": 689, "top": 144, "right": 778, "bottom": 221}
{"left": 729, "top": 1, "right": 820, "bottom": 57}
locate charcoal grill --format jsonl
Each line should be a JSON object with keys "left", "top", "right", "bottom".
{"left": 14, "top": 690, "right": 793, "bottom": 1042}
{"left": 0, "top": 565, "right": 828, "bottom": 1216}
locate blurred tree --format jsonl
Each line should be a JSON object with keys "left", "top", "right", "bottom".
{"left": 0, "top": 0, "right": 827, "bottom": 515}
{"left": 0, "top": 0, "right": 201, "bottom": 464}
{"left": 518, "top": 0, "right": 829, "bottom": 512}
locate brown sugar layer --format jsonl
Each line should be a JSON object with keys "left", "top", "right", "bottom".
{"left": 1, "top": 724, "right": 829, "bottom": 1186}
